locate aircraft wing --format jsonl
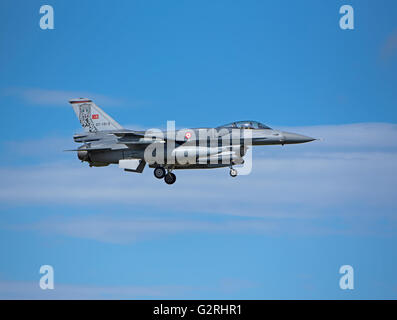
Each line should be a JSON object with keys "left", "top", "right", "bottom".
{"left": 65, "top": 144, "right": 128, "bottom": 152}
{"left": 114, "top": 131, "right": 192, "bottom": 145}
{"left": 64, "top": 147, "right": 112, "bottom": 152}
{"left": 119, "top": 140, "right": 164, "bottom": 146}
{"left": 113, "top": 129, "right": 232, "bottom": 146}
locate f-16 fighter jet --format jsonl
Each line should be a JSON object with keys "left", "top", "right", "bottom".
{"left": 68, "top": 98, "right": 316, "bottom": 185}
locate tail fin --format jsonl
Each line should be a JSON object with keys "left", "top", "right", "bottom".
{"left": 69, "top": 98, "right": 123, "bottom": 133}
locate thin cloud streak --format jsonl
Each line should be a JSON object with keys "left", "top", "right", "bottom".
{"left": 11, "top": 217, "right": 279, "bottom": 244}
{"left": 380, "top": 29, "right": 397, "bottom": 62}
{"left": 1, "top": 122, "right": 397, "bottom": 240}
{"left": 0, "top": 281, "right": 190, "bottom": 299}
{"left": 2, "top": 87, "right": 124, "bottom": 107}
{"left": 0, "top": 150, "right": 396, "bottom": 216}
{"left": 10, "top": 214, "right": 395, "bottom": 245}
{"left": 279, "top": 122, "right": 397, "bottom": 149}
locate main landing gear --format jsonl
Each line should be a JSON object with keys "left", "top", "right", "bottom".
{"left": 154, "top": 166, "right": 166, "bottom": 179}
{"left": 164, "top": 172, "right": 176, "bottom": 185}
{"left": 154, "top": 165, "right": 237, "bottom": 184}
{"left": 154, "top": 166, "right": 176, "bottom": 185}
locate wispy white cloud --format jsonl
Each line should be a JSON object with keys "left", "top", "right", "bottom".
{"left": 1, "top": 122, "right": 397, "bottom": 240}
{"left": 0, "top": 280, "right": 190, "bottom": 299}
{"left": 0, "top": 150, "right": 396, "bottom": 217}
{"left": 1, "top": 87, "right": 124, "bottom": 106}
{"left": 0, "top": 277, "right": 256, "bottom": 299}
{"left": 11, "top": 217, "right": 280, "bottom": 244}
{"left": 380, "top": 29, "right": 397, "bottom": 62}
{"left": 279, "top": 122, "right": 397, "bottom": 149}
{"left": 2, "top": 136, "right": 71, "bottom": 160}
{"left": 11, "top": 213, "right": 395, "bottom": 245}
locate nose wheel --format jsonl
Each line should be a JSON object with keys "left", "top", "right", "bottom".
{"left": 229, "top": 168, "right": 238, "bottom": 177}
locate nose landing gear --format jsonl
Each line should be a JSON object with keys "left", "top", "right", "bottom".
{"left": 229, "top": 167, "right": 238, "bottom": 177}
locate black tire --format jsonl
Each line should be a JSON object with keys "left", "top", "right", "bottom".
{"left": 164, "top": 172, "right": 176, "bottom": 185}
{"left": 154, "top": 166, "right": 166, "bottom": 179}
{"left": 230, "top": 169, "right": 238, "bottom": 177}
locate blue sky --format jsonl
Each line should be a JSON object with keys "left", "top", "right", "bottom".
{"left": 0, "top": 0, "right": 396, "bottom": 299}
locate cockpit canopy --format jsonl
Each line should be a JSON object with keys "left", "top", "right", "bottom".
{"left": 220, "top": 121, "right": 272, "bottom": 130}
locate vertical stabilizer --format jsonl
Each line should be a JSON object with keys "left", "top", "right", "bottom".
{"left": 69, "top": 98, "right": 123, "bottom": 133}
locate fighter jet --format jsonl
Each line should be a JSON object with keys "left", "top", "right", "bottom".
{"left": 68, "top": 98, "right": 316, "bottom": 184}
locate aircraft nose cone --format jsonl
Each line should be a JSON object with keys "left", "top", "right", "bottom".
{"left": 281, "top": 131, "right": 316, "bottom": 144}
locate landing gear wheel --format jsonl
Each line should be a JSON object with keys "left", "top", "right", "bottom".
{"left": 164, "top": 172, "right": 176, "bottom": 185}
{"left": 154, "top": 166, "right": 166, "bottom": 179}
{"left": 230, "top": 168, "right": 238, "bottom": 177}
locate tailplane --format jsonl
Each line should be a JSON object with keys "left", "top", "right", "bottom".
{"left": 69, "top": 98, "right": 123, "bottom": 133}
